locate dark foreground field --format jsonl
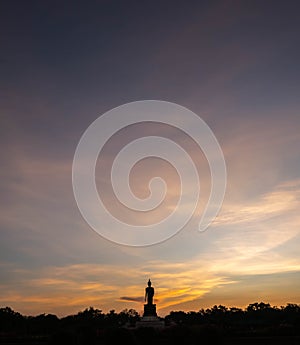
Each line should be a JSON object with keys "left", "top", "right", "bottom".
{"left": 0, "top": 332, "right": 300, "bottom": 345}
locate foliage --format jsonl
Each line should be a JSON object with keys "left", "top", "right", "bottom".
{"left": 0, "top": 303, "right": 299, "bottom": 344}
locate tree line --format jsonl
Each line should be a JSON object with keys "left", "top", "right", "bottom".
{"left": 0, "top": 303, "right": 299, "bottom": 344}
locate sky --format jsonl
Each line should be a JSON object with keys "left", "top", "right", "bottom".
{"left": 0, "top": 0, "right": 300, "bottom": 317}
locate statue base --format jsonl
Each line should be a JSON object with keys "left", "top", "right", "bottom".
{"left": 135, "top": 304, "right": 164, "bottom": 328}
{"left": 143, "top": 303, "right": 157, "bottom": 317}
{"left": 136, "top": 316, "right": 165, "bottom": 328}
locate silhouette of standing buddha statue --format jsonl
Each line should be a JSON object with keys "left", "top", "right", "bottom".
{"left": 144, "top": 279, "right": 157, "bottom": 317}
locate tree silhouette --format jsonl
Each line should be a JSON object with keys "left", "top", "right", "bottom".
{"left": 0, "top": 303, "right": 299, "bottom": 344}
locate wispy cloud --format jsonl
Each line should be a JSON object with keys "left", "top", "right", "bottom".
{"left": 0, "top": 261, "right": 233, "bottom": 316}
{"left": 216, "top": 179, "right": 300, "bottom": 226}
{"left": 119, "top": 296, "right": 144, "bottom": 303}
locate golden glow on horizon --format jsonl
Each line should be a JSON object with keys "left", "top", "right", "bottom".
{"left": 1, "top": 252, "right": 299, "bottom": 317}
{"left": 1, "top": 178, "right": 300, "bottom": 315}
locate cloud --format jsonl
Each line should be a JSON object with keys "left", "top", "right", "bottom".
{"left": 0, "top": 261, "right": 233, "bottom": 316}
{"left": 215, "top": 179, "right": 300, "bottom": 226}
{"left": 210, "top": 179, "right": 300, "bottom": 259}
{"left": 119, "top": 296, "right": 144, "bottom": 303}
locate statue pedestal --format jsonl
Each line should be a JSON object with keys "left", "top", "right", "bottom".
{"left": 136, "top": 316, "right": 165, "bottom": 328}
{"left": 143, "top": 304, "right": 157, "bottom": 317}
{"left": 135, "top": 304, "right": 164, "bottom": 328}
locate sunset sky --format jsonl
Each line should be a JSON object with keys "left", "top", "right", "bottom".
{"left": 1, "top": 1, "right": 300, "bottom": 317}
